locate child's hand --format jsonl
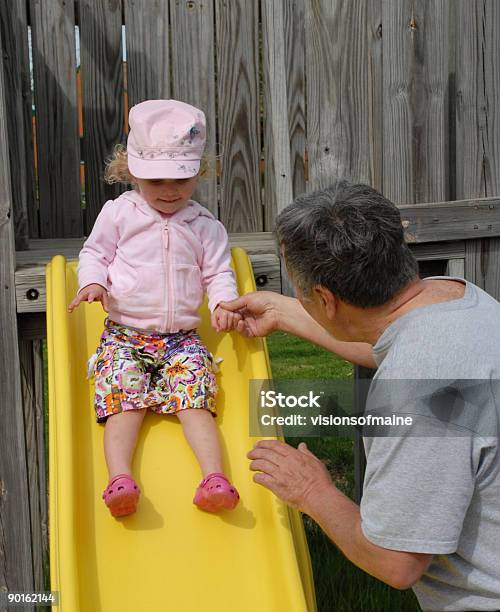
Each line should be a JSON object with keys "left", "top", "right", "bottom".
{"left": 68, "top": 283, "right": 109, "bottom": 313}
{"left": 211, "top": 305, "right": 242, "bottom": 332}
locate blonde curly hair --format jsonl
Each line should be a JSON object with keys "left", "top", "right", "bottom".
{"left": 104, "top": 144, "right": 211, "bottom": 185}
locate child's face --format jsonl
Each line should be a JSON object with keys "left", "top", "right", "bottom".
{"left": 134, "top": 175, "right": 198, "bottom": 215}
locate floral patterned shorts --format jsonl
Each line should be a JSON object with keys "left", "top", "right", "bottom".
{"left": 89, "top": 319, "right": 218, "bottom": 423}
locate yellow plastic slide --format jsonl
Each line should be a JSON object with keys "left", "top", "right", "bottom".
{"left": 46, "top": 249, "right": 316, "bottom": 612}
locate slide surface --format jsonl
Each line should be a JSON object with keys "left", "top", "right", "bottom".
{"left": 47, "top": 249, "right": 316, "bottom": 612}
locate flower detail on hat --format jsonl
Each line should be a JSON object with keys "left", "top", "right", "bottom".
{"left": 135, "top": 149, "right": 184, "bottom": 159}
{"left": 189, "top": 126, "right": 200, "bottom": 142}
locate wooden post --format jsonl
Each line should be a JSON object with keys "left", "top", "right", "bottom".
{"left": 0, "top": 22, "right": 35, "bottom": 607}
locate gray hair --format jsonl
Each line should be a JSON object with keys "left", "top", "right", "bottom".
{"left": 275, "top": 179, "right": 419, "bottom": 308}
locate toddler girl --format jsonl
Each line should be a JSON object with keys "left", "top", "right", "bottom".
{"left": 69, "top": 99, "right": 241, "bottom": 517}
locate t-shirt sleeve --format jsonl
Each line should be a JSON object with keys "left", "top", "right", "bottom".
{"left": 360, "top": 433, "right": 476, "bottom": 554}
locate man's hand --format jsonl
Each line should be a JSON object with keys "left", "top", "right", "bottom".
{"left": 211, "top": 305, "right": 242, "bottom": 332}
{"left": 68, "top": 283, "right": 109, "bottom": 313}
{"left": 247, "top": 439, "right": 333, "bottom": 512}
{"left": 219, "top": 291, "right": 287, "bottom": 337}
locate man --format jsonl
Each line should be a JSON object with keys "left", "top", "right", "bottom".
{"left": 221, "top": 180, "right": 500, "bottom": 611}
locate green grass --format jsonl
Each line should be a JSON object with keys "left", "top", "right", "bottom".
{"left": 267, "top": 332, "right": 354, "bottom": 380}
{"left": 267, "top": 332, "right": 420, "bottom": 612}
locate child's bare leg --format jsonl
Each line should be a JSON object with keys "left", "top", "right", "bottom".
{"left": 104, "top": 408, "right": 147, "bottom": 479}
{"left": 176, "top": 408, "right": 223, "bottom": 476}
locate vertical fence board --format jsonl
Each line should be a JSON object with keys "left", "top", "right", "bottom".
{"left": 79, "top": 0, "right": 124, "bottom": 229}
{"left": 382, "top": 0, "right": 413, "bottom": 203}
{"left": 170, "top": 0, "right": 217, "bottom": 215}
{"left": 262, "top": 0, "right": 294, "bottom": 295}
{"left": 382, "top": 0, "right": 450, "bottom": 204}
{"left": 123, "top": 0, "right": 170, "bottom": 109}
{"left": 455, "top": 1, "right": 484, "bottom": 201}
{"left": 215, "top": 0, "right": 262, "bottom": 232}
{"left": 305, "top": 0, "right": 375, "bottom": 192}
{"left": 446, "top": 258, "right": 465, "bottom": 278}
{"left": 457, "top": 0, "right": 500, "bottom": 299}
{"left": 420, "top": 0, "right": 450, "bottom": 203}
{"left": 0, "top": 22, "right": 34, "bottom": 600}
{"left": 19, "top": 338, "right": 48, "bottom": 594}
{"left": 456, "top": 0, "right": 484, "bottom": 290}
{"left": 30, "top": 0, "right": 81, "bottom": 237}
{"left": 283, "top": 0, "right": 306, "bottom": 202}
{"left": 305, "top": 0, "right": 343, "bottom": 190}
{"left": 34, "top": 338, "right": 48, "bottom": 593}
{"left": 0, "top": 0, "right": 36, "bottom": 246}
{"left": 368, "top": 0, "right": 383, "bottom": 192}
{"left": 475, "top": 0, "right": 500, "bottom": 297}
{"left": 262, "top": 0, "right": 293, "bottom": 223}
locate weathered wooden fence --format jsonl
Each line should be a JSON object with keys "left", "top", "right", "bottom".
{"left": 2, "top": 0, "right": 500, "bottom": 605}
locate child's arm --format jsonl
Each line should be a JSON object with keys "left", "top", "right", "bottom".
{"left": 71, "top": 201, "right": 119, "bottom": 310}
{"left": 198, "top": 218, "right": 242, "bottom": 331}
{"left": 199, "top": 218, "right": 239, "bottom": 316}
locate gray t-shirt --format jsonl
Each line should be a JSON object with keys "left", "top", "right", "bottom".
{"left": 361, "top": 277, "right": 500, "bottom": 611}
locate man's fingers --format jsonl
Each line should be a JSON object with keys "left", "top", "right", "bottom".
{"left": 247, "top": 446, "right": 284, "bottom": 466}
{"left": 219, "top": 294, "right": 255, "bottom": 312}
{"left": 250, "top": 439, "right": 293, "bottom": 457}
{"left": 249, "top": 458, "right": 279, "bottom": 475}
{"left": 298, "top": 442, "right": 323, "bottom": 465}
{"left": 252, "top": 471, "right": 275, "bottom": 489}
{"left": 298, "top": 442, "right": 315, "bottom": 457}
{"left": 219, "top": 291, "right": 258, "bottom": 312}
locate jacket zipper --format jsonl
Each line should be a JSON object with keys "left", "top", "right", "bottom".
{"left": 162, "top": 220, "right": 170, "bottom": 331}
{"left": 166, "top": 222, "right": 174, "bottom": 330}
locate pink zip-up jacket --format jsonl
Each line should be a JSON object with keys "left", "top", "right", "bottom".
{"left": 77, "top": 190, "right": 239, "bottom": 332}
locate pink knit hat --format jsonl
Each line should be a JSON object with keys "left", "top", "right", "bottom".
{"left": 127, "top": 99, "right": 206, "bottom": 179}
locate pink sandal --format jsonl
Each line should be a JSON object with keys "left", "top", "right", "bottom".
{"left": 193, "top": 473, "right": 240, "bottom": 512}
{"left": 102, "top": 474, "right": 140, "bottom": 517}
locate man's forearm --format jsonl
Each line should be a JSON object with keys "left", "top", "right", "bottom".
{"left": 278, "top": 297, "right": 376, "bottom": 368}
{"left": 302, "top": 483, "right": 432, "bottom": 589}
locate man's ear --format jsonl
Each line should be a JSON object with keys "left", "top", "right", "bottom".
{"left": 313, "top": 285, "right": 337, "bottom": 320}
